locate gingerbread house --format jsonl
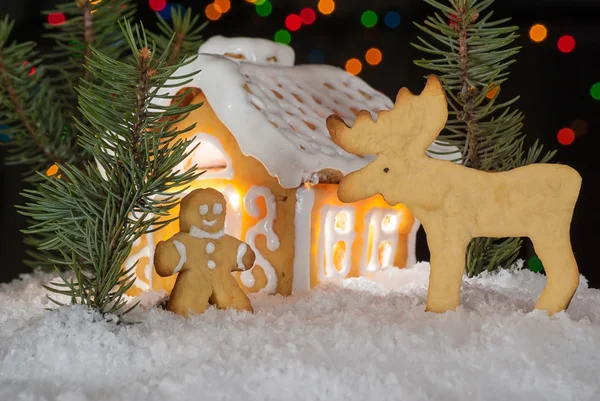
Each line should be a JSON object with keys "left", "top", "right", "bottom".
{"left": 124, "top": 36, "right": 460, "bottom": 297}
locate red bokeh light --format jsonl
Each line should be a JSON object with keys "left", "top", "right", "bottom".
{"left": 300, "top": 8, "right": 317, "bottom": 25}
{"left": 557, "top": 35, "right": 576, "bottom": 53}
{"left": 48, "top": 13, "right": 66, "bottom": 26}
{"left": 149, "top": 0, "right": 167, "bottom": 12}
{"left": 22, "top": 61, "right": 36, "bottom": 76}
{"left": 557, "top": 128, "right": 575, "bottom": 145}
{"left": 285, "top": 14, "right": 302, "bottom": 31}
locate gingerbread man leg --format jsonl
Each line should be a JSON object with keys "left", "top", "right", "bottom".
{"left": 169, "top": 279, "right": 213, "bottom": 317}
{"left": 209, "top": 273, "right": 253, "bottom": 313}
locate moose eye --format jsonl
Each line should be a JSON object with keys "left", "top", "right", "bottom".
{"left": 383, "top": 168, "right": 390, "bottom": 173}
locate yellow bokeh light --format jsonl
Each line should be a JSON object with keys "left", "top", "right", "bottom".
{"left": 345, "top": 58, "right": 362, "bottom": 75}
{"left": 214, "top": 0, "right": 231, "bottom": 13}
{"left": 205, "top": 3, "right": 222, "bottom": 21}
{"left": 318, "top": 0, "right": 335, "bottom": 15}
{"left": 529, "top": 24, "right": 548, "bottom": 42}
{"left": 365, "top": 48, "right": 382, "bottom": 66}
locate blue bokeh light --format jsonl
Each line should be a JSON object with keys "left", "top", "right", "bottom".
{"left": 159, "top": 3, "right": 183, "bottom": 20}
{"left": 308, "top": 49, "right": 325, "bottom": 64}
{"left": 384, "top": 11, "right": 401, "bottom": 28}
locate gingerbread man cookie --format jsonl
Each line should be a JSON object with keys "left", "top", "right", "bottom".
{"left": 154, "top": 188, "right": 255, "bottom": 317}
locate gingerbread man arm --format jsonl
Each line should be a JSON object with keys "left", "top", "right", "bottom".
{"left": 225, "top": 236, "right": 255, "bottom": 272}
{"left": 154, "top": 233, "right": 188, "bottom": 277}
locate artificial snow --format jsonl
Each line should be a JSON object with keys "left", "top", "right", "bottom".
{"left": 1, "top": 262, "right": 599, "bottom": 401}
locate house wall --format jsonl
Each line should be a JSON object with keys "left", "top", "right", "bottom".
{"left": 300, "top": 184, "right": 416, "bottom": 291}
{"left": 125, "top": 92, "right": 298, "bottom": 297}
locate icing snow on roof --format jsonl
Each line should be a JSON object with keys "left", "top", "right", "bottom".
{"left": 157, "top": 37, "right": 460, "bottom": 188}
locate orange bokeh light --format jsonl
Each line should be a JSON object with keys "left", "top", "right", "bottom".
{"left": 318, "top": 0, "right": 335, "bottom": 15}
{"left": 345, "top": 58, "right": 362, "bottom": 75}
{"left": 486, "top": 84, "right": 499, "bottom": 99}
{"left": 365, "top": 48, "right": 382, "bottom": 66}
{"left": 529, "top": 24, "right": 548, "bottom": 42}
{"left": 205, "top": 3, "right": 222, "bottom": 21}
{"left": 46, "top": 164, "right": 59, "bottom": 177}
{"left": 214, "top": 0, "right": 231, "bottom": 13}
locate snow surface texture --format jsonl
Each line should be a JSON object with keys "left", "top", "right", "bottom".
{"left": 1, "top": 261, "right": 599, "bottom": 401}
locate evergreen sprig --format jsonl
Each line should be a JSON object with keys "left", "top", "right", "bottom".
{"left": 20, "top": 20, "right": 203, "bottom": 314}
{"left": 412, "top": 0, "right": 555, "bottom": 276}
{"left": 148, "top": 6, "right": 208, "bottom": 66}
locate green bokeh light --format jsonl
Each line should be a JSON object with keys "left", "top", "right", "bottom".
{"left": 274, "top": 29, "right": 291, "bottom": 45}
{"left": 591, "top": 82, "right": 600, "bottom": 100}
{"left": 256, "top": 0, "right": 272, "bottom": 17}
{"left": 527, "top": 255, "right": 545, "bottom": 274}
{"left": 361, "top": 10, "right": 378, "bottom": 28}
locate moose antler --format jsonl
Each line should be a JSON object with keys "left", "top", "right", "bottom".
{"left": 326, "top": 74, "right": 582, "bottom": 316}
{"left": 328, "top": 75, "right": 448, "bottom": 159}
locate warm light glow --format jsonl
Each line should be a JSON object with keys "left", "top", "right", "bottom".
{"left": 486, "top": 84, "right": 499, "bottom": 99}
{"left": 529, "top": 24, "right": 548, "bottom": 42}
{"left": 228, "top": 191, "right": 241, "bottom": 212}
{"left": 381, "top": 214, "right": 398, "bottom": 233}
{"left": 149, "top": 0, "right": 167, "bottom": 12}
{"left": 333, "top": 242, "right": 346, "bottom": 272}
{"left": 334, "top": 212, "right": 349, "bottom": 233}
{"left": 557, "top": 128, "right": 575, "bottom": 145}
{"left": 48, "top": 12, "right": 66, "bottom": 26}
{"left": 214, "top": 0, "right": 231, "bottom": 13}
{"left": 285, "top": 14, "right": 302, "bottom": 31}
{"left": 205, "top": 3, "right": 222, "bottom": 21}
{"left": 345, "top": 58, "right": 362, "bottom": 75}
{"left": 557, "top": 35, "right": 576, "bottom": 53}
{"left": 317, "top": 0, "right": 335, "bottom": 15}
{"left": 300, "top": 8, "right": 316, "bottom": 25}
{"left": 378, "top": 241, "right": 393, "bottom": 267}
{"left": 365, "top": 48, "right": 382, "bottom": 66}
{"left": 46, "top": 164, "right": 59, "bottom": 177}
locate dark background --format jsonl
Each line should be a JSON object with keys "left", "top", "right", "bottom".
{"left": 1, "top": 0, "right": 598, "bottom": 286}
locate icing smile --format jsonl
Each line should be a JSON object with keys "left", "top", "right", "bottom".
{"left": 202, "top": 219, "right": 217, "bottom": 227}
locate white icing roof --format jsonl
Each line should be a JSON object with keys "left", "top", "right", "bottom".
{"left": 156, "top": 37, "right": 461, "bottom": 189}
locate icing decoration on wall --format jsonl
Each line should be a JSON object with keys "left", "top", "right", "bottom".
{"left": 318, "top": 205, "right": 357, "bottom": 280}
{"left": 241, "top": 186, "right": 280, "bottom": 293}
{"left": 292, "top": 185, "right": 316, "bottom": 293}
{"left": 360, "top": 208, "right": 401, "bottom": 275}
{"left": 126, "top": 233, "right": 155, "bottom": 291}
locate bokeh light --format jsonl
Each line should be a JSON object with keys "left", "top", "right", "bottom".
{"left": 308, "top": 49, "right": 325, "bottom": 64}
{"left": 527, "top": 255, "right": 544, "bottom": 273}
{"left": 214, "top": 0, "right": 231, "bottom": 13}
{"left": 365, "top": 48, "right": 382, "bottom": 66}
{"left": 361, "top": 10, "right": 378, "bottom": 28}
{"left": 149, "top": 0, "right": 167, "bottom": 12}
{"left": 46, "top": 164, "right": 60, "bottom": 177}
{"left": 300, "top": 8, "right": 317, "bottom": 25}
{"left": 557, "top": 35, "right": 576, "bottom": 53}
{"left": 345, "top": 58, "right": 362, "bottom": 75}
{"left": 274, "top": 29, "right": 291, "bottom": 45}
{"left": 256, "top": 0, "right": 272, "bottom": 17}
{"left": 557, "top": 128, "right": 575, "bottom": 145}
{"left": 591, "top": 82, "right": 600, "bottom": 100}
{"left": 570, "top": 119, "right": 588, "bottom": 137}
{"left": 205, "top": 3, "right": 222, "bottom": 21}
{"left": 246, "top": 0, "right": 265, "bottom": 4}
{"left": 384, "top": 11, "right": 401, "bottom": 28}
{"left": 486, "top": 84, "right": 499, "bottom": 99}
{"left": 529, "top": 24, "right": 547, "bottom": 42}
{"left": 22, "top": 61, "right": 36, "bottom": 77}
{"left": 159, "top": 3, "right": 183, "bottom": 19}
{"left": 285, "top": 14, "right": 302, "bottom": 31}
{"left": 318, "top": 0, "right": 335, "bottom": 15}
{"left": 48, "top": 13, "right": 66, "bottom": 26}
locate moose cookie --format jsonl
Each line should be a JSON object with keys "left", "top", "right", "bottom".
{"left": 328, "top": 75, "right": 581, "bottom": 315}
{"left": 154, "top": 188, "right": 255, "bottom": 317}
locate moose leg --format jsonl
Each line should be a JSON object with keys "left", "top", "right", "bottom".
{"left": 532, "top": 231, "right": 579, "bottom": 314}
{"left": 425, "top": 228, "right": 469, "bottom": 313}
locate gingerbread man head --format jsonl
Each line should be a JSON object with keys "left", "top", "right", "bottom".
{"left": 179, "top": 188, "right": 226, "bottom": 235}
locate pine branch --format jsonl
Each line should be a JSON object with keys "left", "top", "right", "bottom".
{"left": 19, "top": 20, "right": 203, "bottom": 314}
{"left": 413, "top": 0, "right": 556, "bottom": 276}
{"left": 148, "top": 6, "right": 208, "bottom": 66}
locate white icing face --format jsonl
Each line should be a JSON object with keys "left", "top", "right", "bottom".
{"left": 213, "top": 203, "right": 223, "bottom": 215}
{"left": 199, "top": 204, "right": 209, "bottom": 215}
{"left": 207, "top": 260, "right": 216, "bottom": 270}
{"left": 202, "top": 219, "right": 217, "bottom": 227}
